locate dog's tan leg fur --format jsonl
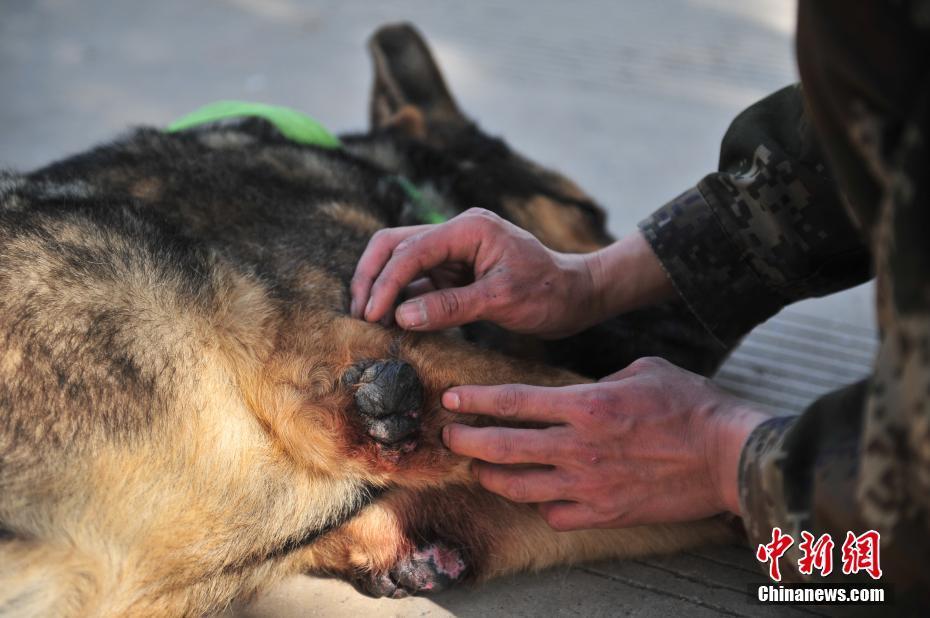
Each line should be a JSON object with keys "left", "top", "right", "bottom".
{"left": 250, "top": 316, "right": 738, "bottom": 591}
{"left": 234, "top": 313, "right": 583, "bottom": 489}
{"left": 296, "top": 486, "right": 737, "bottom": 588}
{"left": 1, "top": 301, "right": 730, "bottom": 615}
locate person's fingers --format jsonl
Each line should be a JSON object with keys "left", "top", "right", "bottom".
{"left": 470, "top": 462, "right": 575, "bottom": 503}
{"left": 441, "top": 424, "right": 565, "bottom": 465}
{"left": 401, "top": 277, "right": 437, "bottom": 303}
{"left": 364, "top": 217, "right": 488, "bottom": 323}
{"left": 428, "top": 263, "right": 472, "bottom": 290}
{"left": 536, "top": 501, "right": 602, "bottom": 531}
{"left": 394, "top": 283, "right": 489, "bottom": 330}
{"left": 400, "top": 263, "right": 474, "bottom": 304}
{"left": 350, "top": 225, "right": 430, "bottom": 319}
{"left": 442, "top": 384, "right": 582, "bottom": 423}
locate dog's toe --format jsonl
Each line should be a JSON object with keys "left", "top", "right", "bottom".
{"left": 353, "top": 542, "right": 468, "bottom": 598}
{"left": 343, "top": 359, "right": 423, "bottom": 449}
{"left": 389, "top": 542, "right": 468, "bottom": 594}
{"left": 353, "top": 569, "right": 403, "bottom": 598}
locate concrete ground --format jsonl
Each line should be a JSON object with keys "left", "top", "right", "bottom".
{"left": 1, "top": 0, "right": 875, "bottom": 615}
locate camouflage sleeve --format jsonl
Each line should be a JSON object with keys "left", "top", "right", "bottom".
{"left": 739, "top": 0, "right": 930, "bottom": 602}
{"left": 639, "top": 85, "right": 871, "bottom": 349}
{"left": 738, "top": 382, "right": 869, "bottom": 581}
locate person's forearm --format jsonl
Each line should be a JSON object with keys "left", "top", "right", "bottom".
{"left": 582, "top": 230, "right": 677, "bottom": 324}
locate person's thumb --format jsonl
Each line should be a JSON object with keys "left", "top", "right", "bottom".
{"left": 394, "top": 284, "right": 488, "bottom": 330}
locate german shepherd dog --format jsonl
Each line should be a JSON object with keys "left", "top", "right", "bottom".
{"left": 0, "top": 24, "right": 736, "bottom": 616}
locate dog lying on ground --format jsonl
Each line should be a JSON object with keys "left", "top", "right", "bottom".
{"left": 0, "top": 23, "right": 737, "bottom": 617}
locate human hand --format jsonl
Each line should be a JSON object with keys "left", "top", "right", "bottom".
{"left": 350, "top": 208, "right": 599, "bottom": 337}
{"left": 440, "top": 356, "right": 770, "bottom": 530}
{"left": 351, "top": 208, "right": 677, "bottom": 337}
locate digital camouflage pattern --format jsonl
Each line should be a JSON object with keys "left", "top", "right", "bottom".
{"left": 640, "top": 0, "right": 930, "bottom": 605}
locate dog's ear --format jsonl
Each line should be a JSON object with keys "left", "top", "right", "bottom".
{"left": 368, "top": 23, "right": 467, "bottom": 133}
{"left": 381, "top": 104, "right": 428, "bottom": 139}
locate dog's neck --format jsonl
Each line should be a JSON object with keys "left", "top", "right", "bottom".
{"left": 341, "top": 131, "right": 461, "bottom": 225}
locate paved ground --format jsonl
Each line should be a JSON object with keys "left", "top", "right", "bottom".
{"left": 1, "top": 0, "right": 875, "bottom": 615}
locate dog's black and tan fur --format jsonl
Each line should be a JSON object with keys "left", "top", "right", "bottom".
{"left": 0, "top": 24, "right": 734, "bottom": 616}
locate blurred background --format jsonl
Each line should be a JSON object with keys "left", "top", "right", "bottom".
{"left": 0, "top": 0, "right": 873, "bottom": 325}
{"left": 1, "top": 0, "right": 797, "bottom": 233}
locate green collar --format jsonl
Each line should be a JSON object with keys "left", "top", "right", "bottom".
{"left": 167, "top": 101, "right": 447, "bottom": 223}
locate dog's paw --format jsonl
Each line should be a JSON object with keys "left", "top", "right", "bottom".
{"left": 353, "top": 542, "right": 468, "bottom": 598}
{"left": 343, "top": 359, "right": 423, "bottom": 453}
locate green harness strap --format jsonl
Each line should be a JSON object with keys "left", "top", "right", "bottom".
{"left": 167, "top": 100, "right": 342, "bottom": 149}
{"left": 167, "top": 100, "right": 447, "bottom": 223}
{"left": 388, "top": 175, "right": 447, "bottom": 225}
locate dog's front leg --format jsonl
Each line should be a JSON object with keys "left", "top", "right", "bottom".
{"left": 294, "top": 485, "right": 739, "bottom": 598}
{"left": 283, "top": 318, "right": 739, "bottom": 596}
{"left": 326, "top": 317, "right": 585, "bottom": 487}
